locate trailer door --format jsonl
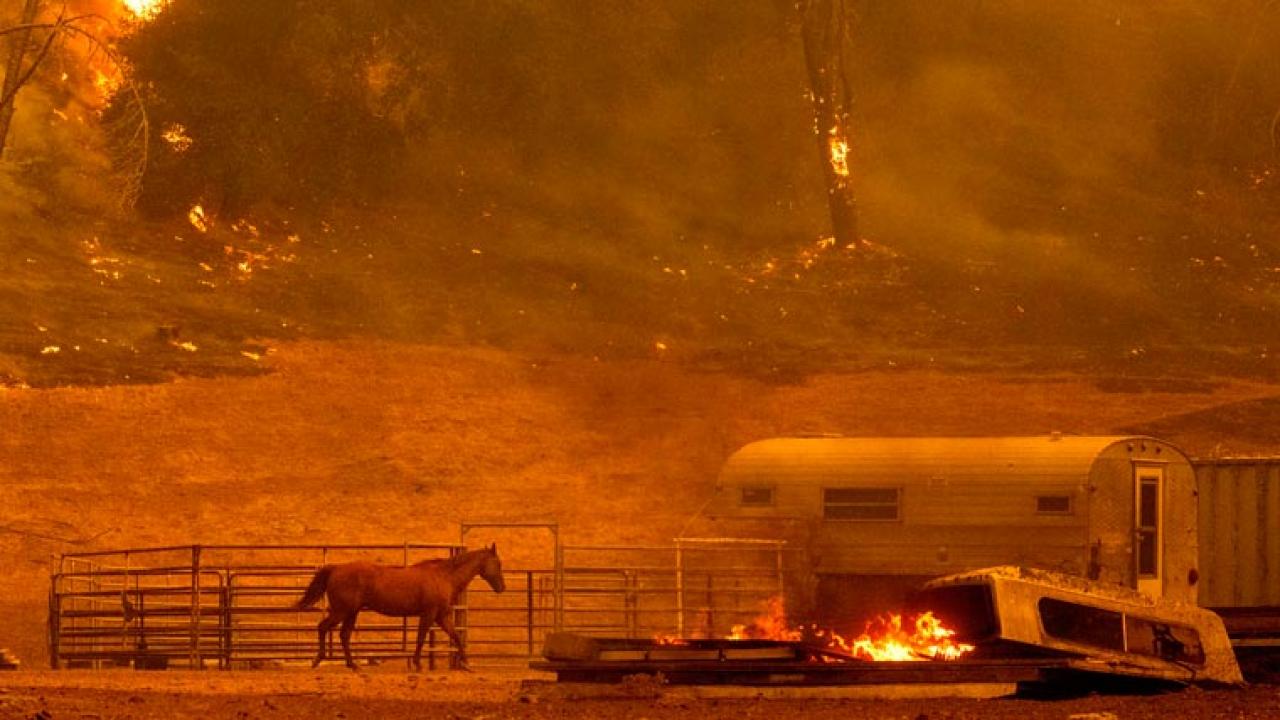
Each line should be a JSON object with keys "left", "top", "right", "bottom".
{"left": 1135, "top": 465, "right": 1164, "bottom": 599}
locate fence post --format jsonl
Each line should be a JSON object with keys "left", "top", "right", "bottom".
{"left": 190, "top": 545, "right": 202, "bottom": 669}
{"left": 675, "top": 544, "right": 685, "bottom": 637}
{"left": 705, "top": 572, "right": 714, "bottom": 637}
{"left": 219, "top": 574, "right": 230, "bottom": 670}
{"left": 526, "top": 570, "right": 535, "bottom": 656}
{"left": 626, "top": 571, "right": 637, "bottom": 638}
{"left": 553, "top": 528, "right": 564, "bottom": 632}
{"left": 48, "top": 580, "right": 60, "bottom": 669}
{"left": 402, "top": 542, "right": 410, "bottom": 664}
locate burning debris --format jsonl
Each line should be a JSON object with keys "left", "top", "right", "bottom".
{"left": 535, "top": 568, "right": 1242, "bottom": 690}
{"left": 725, "top": 595, "right": 974, "bottom": 662}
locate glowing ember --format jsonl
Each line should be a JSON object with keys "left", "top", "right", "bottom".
{"left": 188, "top": 205, "right": 211, "bottom": 233}
{"left": 161, "top": 123, "right": 194, "bottom": 153}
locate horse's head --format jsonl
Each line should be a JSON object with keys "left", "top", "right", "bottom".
{"left": 480, "top": 542, "right": 505, "bottom": 593}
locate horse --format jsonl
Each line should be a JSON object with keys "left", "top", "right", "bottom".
{"left": 295, "top": 544, "right": 505, "bottom": 671}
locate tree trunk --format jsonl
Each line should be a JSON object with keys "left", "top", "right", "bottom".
{"left": 0, "top": 0, "right": 42, "bottom": 158}
{"left": 800, "top": 0, "right": 860, "bottom": 248}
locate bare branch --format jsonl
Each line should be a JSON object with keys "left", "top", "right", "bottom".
{"left": 0, "top": 16, "right": 66, "bottom": 114}
{"left": 0, "top": 12, "right": 150, "bottom": 207}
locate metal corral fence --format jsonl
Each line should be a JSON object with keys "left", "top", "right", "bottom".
{"left": 49, "top": 533, "right": 787, "bottom": 669}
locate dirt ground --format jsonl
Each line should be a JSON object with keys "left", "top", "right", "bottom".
{"left": 0, "top": 669, "right": 1278, "bottom": 720}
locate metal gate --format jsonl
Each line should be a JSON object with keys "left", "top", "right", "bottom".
{"left": 49, "top": 535, "right": 788, "bottom": 669}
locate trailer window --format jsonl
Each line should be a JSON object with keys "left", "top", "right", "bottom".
{"left": 739, "top": 486, "right": 774, "bottom": 507}
{"left": 823, "top": 487, "right": 899, "bottom": 521}
{"left": 1035, "top": 495, "right": 1072, "bottom": 514}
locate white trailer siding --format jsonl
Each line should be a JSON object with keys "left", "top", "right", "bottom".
{"left": 711, "top": 435, "right": 1199, "bottom": 605}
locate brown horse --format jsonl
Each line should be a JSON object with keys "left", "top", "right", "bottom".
{"left": 295, "top": 544, "right": 505, "bottom": 670}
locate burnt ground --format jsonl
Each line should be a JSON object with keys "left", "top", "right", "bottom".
{"left": 0, "top": 670, "right": 1278, "bottom": 720}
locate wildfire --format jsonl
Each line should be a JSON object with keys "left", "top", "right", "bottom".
{"left": 121, "top": 0, "right": 166, "bottom": 20}
{"left": 828, "top": 133, "right": 850, "bottom": 178}
{"left": 726, "top": 597, "right": 973, "bottom": 662}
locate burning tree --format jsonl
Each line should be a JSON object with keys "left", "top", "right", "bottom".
{"left": 799, "top": 0, "right": 861, "bottom": 250}
{"left": 0, "top": 0, "right": 150, "bottom": 207}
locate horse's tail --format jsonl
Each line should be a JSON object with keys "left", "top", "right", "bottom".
{"left": 295, "top": 565, "right": 334, "bottom": 609}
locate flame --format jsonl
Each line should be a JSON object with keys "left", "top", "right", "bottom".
{"left": 820, "top": 612, "right": 975, "bottom": 662}
{"left": 122, "top": 0, "right": 166, "bottom": 19}
{"left": 723, "top": 597, "right": 973, "bottom": 662}
{"left": 92, "top": 69, "right": 121, "bottom": 98}
{"left": 827, "top": 127, "right": 850, "bottom": 178}
{"left": 728, "top": 596, "right": 802, "bottom": 642}
{"left": 188, "top": 205, "right": 210, "bottom": 233}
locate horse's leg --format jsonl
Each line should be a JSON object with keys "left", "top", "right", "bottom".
{"left": 339, "top": 611, "right": 360, "bottom": 670}
{"left": 311, "top": 610, "right": 341, "bottom": 668}
{"left": 435, "top": 608, "right": 470, "bottom": 671}
{"left": 412, "top": 615, "right": 430, "bottom": 672}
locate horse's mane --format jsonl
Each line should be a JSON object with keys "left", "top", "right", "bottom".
{"left": 410, "top": 547, "right": 491, "bottom": 569}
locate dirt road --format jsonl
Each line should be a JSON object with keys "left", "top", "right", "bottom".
{"left": 0, "top": 670, "right": 1277, "bottom": 720}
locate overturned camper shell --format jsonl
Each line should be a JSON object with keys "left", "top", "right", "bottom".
{"left": 711, "top": 435, "right": 1199, "bottom": 607}
{"left": 920, "top": 566, "right": 1243, "bottom": 686}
